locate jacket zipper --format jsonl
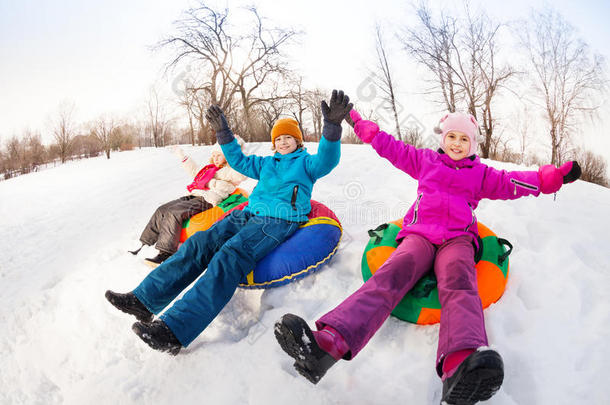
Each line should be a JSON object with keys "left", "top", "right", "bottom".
{"left": 510, "top": 178, "right": 539, "bottom": 195}
{"left": 408, "top": 193, "right": 423, "bottom": 226}
{"left": 464, "top": 203, "right": 476, "bottom": 232}
{"left": 291, "top": 185, "right": 299, "bottom": 210}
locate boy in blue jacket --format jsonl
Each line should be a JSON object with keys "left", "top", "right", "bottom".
{"left": 105, "top": 90, "right": 352, "bottom": 354}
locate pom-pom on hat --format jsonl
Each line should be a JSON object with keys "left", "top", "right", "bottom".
{"left": 271, "top": 118, "right": 303, "bottom": 146}
{"left": 433, "top": 112, "right": 479, "bottom": 156}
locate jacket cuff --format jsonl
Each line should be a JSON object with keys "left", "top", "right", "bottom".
{"left": 217, "top": 128, "right": 235, "bottom": 145}
{"left": 322, "top": 120, "right": 342, "bottom": 142}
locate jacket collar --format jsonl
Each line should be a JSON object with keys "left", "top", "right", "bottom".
{"left": 436, "top": 148, "right": 480, "bottom": 168}
{"left": 273, "top": 148, "right": 306, "bottom": 161}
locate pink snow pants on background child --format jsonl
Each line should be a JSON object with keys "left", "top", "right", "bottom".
{"left": 316, "top": 234, "right": 488, "bottom": 376}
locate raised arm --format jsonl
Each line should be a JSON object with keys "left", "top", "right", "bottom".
{"left": 478, "top": 166, "right": 541, "bottom": 200}
{"left": 205, "top": 105, "right": 265, "bottom": 180}
{"left": 478, "top": 161, "right": 581, "bottom": 200}
{"left": 171, "top": 146, "right": 200, "bottom": 178}
{"left": 349, "top": 109, "right": 423, "bottom": 179}
{"left": 305, "top": 90, "right": 352, "bottom": 179}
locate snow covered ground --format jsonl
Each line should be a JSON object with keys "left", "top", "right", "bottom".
{"left": 1, "top": 142, "right": 609, "bottom": 404}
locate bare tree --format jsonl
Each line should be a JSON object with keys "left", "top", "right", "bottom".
{"left": 0, "top": 133, "right": 46, "bottom": 176}
{"left": 259, "top": 98, "right": 289, "bottom": 136}
{"left": 157, "top": 3, "right": 298, "bottom": 138}
{"left": 91, "top": 116, "right": 117, "bottom": 159}
{"left": 401, "top": 2, "right": 516, "bottom": 157}
{"left": 305, "top": 89, "right": 326, "bottom": 141}
{"left": 73, "top": 134, "right": 102, "bottom": 158}
{"left": 520, "top": 8, "right": 606, "bottom": 165}
{"left": 112, "top": 123, "right": 138, "bottom": 151}
{"left": 286, "top": 77, "right": 308, "bottom": 136}
{"left": 371, "top": 25, "right": 402, "bottom": 140}
{"left": 401, "top": 3, "right": 460, "bottom": 112}
{"left": 52, "top": 101, "right": 76, "bottom": 163}
{"left": 488, "top": 128, "right": 514, "bottom": 162}
{"left": 510, "top": 105, "right": 533, "bottom": 164}
{"left": 463, "top": 7, "right": 516, "bottom": 157}
{"left": 132, "top": 119, "right": 152, "bottom": 148}
{"left": 572, "top": 148, "right": 609, "bottom": 187}
{"left": 404, "top": 126, "right": 425, "bottom": 149}
{"left": 177, "top": 86, "right": 197, "bottom": 146}
{"left": 188, "top": 86, "right": 215, "bottom": 145}
{"left": 5, "top": 136, "right": 24, "bottom": 176}
{"left": 147, "top": 87, "right": 169, "bottom": 147}
{"left": 0, "top": 147, "right": 6, "bottom": 180}
{"left": 25, "top": 131, "right": 46, "bottom": 171}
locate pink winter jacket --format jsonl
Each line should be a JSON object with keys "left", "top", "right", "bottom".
{"left": 371, "top": 132, "right": 541, "bottom": 248}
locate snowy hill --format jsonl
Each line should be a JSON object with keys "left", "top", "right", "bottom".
{"left": 1, "top": 143, "right": 608, "bottom": 405}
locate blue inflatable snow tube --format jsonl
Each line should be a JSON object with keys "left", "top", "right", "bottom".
{"left": 238, "top": 200, "right": 342, "bottom": 289}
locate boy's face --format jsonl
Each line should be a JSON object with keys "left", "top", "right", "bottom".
{"left": 444, "top": 131, "right": 471, "bottom": 161}
{"left": 211, "top": 151, "right": 226, "bottom": 166}
{"left": 275, "top": 135, "right": 298, "bottom": 155}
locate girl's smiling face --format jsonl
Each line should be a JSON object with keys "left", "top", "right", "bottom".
{"left": 211, "top": 151, "right": 226, "bottom": 166}
{"left": 274, "top": 135, "right": 298, "bottom": 155}
{"left": 444, "top": 131, "right": 471, "bottom": 161}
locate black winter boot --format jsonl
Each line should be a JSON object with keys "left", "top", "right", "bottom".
{"left": 132, "top": 320, "right": 182, "bottom": 355}
{"left": 144, "top": 251, "right": 173, "bottom": 268}
{"left": 274, "top": 313, "right": 338, "bottom": 384}
{"left": 441, "top": 349, "right": 504, "bottom": 405}
{"left": 105, "top": 290, "right": 154, "bottom": 323}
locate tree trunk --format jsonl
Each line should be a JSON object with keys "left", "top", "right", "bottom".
{"left": 188, "top": 113, "right": 195, "bottom": 146}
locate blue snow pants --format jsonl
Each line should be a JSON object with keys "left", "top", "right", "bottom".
{"left": 132, "top": 209, "right": 300, "bottom": 346}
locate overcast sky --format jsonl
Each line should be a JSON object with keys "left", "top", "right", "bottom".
{"left": 1, "top": 0, "right": 609, "bottom": 165}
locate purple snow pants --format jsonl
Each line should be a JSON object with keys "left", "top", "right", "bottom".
{"left": 316, "top": 234, "right": 488, "bottom": 377}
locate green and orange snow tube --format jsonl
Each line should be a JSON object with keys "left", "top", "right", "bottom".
{"left": 361, "top": 219, "right": 512, "bottom": 324}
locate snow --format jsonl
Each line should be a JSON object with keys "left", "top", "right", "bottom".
{"left": 1, "top": 142, "right": 609, "bottom": 404}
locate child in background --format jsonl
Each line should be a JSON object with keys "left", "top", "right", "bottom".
{"left": 274, "top": 110, "right": 581, "bottom": 404}
{"left": 106, "top": 90, "right": 352, "bottom": 355}
{"left": 129, "top": 138, "right": 246, "bottom": 267}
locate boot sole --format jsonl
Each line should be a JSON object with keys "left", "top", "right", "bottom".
{"left": 442, "top": 351, "right": 504, "bottom": 405}
{"left": 143, "top": 259, "right": 161, "bottom": 269}
{"left": 274, "top": 314, "right": 329, "bottom": 384}
{"left": 132, "top": 322, "right": 181, "bottom": 356}
{"left": 105, "top": 291, "right": 154, "bottom": 323}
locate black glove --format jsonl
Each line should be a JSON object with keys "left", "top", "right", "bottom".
{"left": 205, "top": 105, "right": 234, "bottom": 144}
{"left": 563, "top": 161, "right": 582, "bottom": 184}
{"left": 205, "top": 105, "right": 229, "bottom": 132}
{"left": 321, "top": 90, "right": 353, "bottom": 125}
{"left": 345, "top": 113, "right": 355, "bottom": 128}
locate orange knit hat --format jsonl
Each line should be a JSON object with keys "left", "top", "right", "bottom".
{"left": 271, "top": 118, "right": 303, "bottom": 146}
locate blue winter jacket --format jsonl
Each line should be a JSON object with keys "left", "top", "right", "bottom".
{"left": 220, "top": 126, "right": 341, "bottom": 223}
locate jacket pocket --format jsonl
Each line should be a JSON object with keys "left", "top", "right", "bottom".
{"left": 464, "top": 203, "right": 476, "bottom": 232}
{"left": 291, "top": 185, "right": 299, "bottom": 210}
{"left": 408, "top": 193, "right": 423, "bottom": 226}
{"left": 510, "top": 178, "right": 539, "bottom": 195}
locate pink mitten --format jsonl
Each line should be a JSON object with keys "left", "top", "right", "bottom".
{"left": 350, "top": 110, "right": 379, "bottom": 144}
{"left": 538, "top": 161, "right": 581, "bottom": 194}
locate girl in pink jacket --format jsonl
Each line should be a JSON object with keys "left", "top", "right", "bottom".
{"left": 274, "top": 111, "right": 581, "bottom": 404}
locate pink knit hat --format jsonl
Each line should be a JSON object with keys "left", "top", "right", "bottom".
{"left": 434, "top": 112, "right": 479, "bottom": 156}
